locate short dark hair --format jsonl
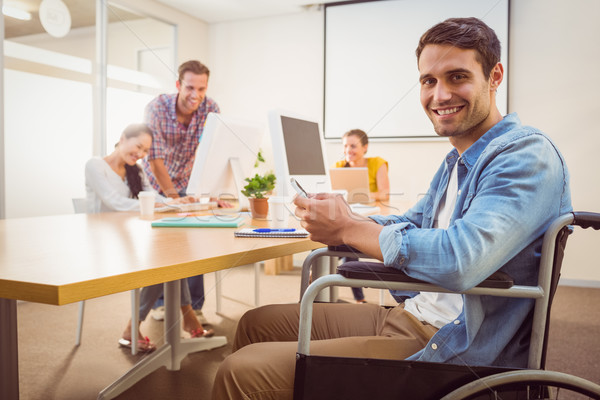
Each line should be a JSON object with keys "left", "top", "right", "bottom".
{"left": 178, "top": 60, "right": 210, "bottom": 82}
{"left": 415, "top": 17, "right": 501, "bottom": 78}
{"left": 343, "top": 129, "right": 369, "bottom": 146}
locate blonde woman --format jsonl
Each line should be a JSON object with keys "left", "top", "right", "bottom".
{"left": 335, "top": 129, "right": 390, "bottom": 201}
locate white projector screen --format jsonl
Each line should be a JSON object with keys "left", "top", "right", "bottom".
{"left": 324, "top": 0, "right": 509, "bottom": 139}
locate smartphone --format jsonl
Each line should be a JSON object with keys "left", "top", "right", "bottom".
{"left": 290, "top": 177, "right": 308, "bottom": 198}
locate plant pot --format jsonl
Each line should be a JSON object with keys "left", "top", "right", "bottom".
{"left": 248, "top": 197, "right": 269, "bottom": 219}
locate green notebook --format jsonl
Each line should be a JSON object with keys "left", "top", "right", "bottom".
{"left": 151, "top": 215, "right": 244, "bottom": 228}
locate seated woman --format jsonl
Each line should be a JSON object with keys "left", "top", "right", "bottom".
{"left": 85, "top": 123, "right": 213, "bottom": 352}
{"left": 334, "top": 129, "right": 390, "bottom": 202}
{"left": 334, "top": 129, "right": 390, "bottom": 303}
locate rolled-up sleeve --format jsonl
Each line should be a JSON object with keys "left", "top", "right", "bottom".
{"left": 379, "top": 222, "right": 412, "bottom": 268}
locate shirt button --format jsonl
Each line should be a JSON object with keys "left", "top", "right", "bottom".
{"left": 399, "top": 257, "right": 405, "bottom": 264}
{"left": 454, "top": 320, "right": 460, "bottom": 325}
{"left": 457, "top": 190, "right": 462, "bottom": 196}
{"left": 431, "top": 343, "right": 438, "bottom": 350}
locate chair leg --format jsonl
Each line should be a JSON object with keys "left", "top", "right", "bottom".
{"left": 215, "top": 271, "right": 222, "bottom": 314}
{"left": 130, "top": 289, "right": 140, "bottom": 355}
{"left": 254, "top": 262, "right": 261, "bottom": 307}
{"left": 76, "top": 300, "right": 85, "bottom": 346}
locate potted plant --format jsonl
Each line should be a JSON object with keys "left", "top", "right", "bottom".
{"left": 241, "top": 152, "right": 277, "bottom": 219}
{"left": 241, "top": 172, "right": 276, "bottom": 219}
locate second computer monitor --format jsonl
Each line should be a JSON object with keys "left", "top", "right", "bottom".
{"left": 186, "top": 113, "right": 265, "bottom": 206}
{"left": 268, "top": 110, "right": 331, "bottom": 197}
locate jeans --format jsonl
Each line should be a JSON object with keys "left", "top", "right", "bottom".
{"left": 154, "top": 274, "right": 205, "bottom": 310}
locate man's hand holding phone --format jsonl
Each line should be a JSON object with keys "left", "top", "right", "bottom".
{"left": 291, "top": 177, "right": 383, "bottom": 259}
{"left": 289, "top": 178, "right": 308, "bottom": 198}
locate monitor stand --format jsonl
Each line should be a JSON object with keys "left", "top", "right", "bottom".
{"left": 229, "top": 157, "right": 249, "bottom": 211}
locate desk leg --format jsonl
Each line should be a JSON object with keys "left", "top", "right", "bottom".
{"left": 98, "top": 280, "right": 227, "bottom": 400}
{"left": 0, "top": 298, "right": 19, "bottom": 400}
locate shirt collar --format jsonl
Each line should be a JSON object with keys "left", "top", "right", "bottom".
{"left": 167, "top": 94, "right": 208, "bottom": 121}
{"left": 459, "top": 112, "right": 521, "bottom": 169}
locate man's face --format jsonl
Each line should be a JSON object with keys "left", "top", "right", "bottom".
{"left": 418, "top": 44, "right": 496, "bottom": 141}
{"left": 176, "top": 72, "right": 209, "bottom": 115}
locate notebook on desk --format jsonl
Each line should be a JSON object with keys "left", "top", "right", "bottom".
{"left": 329, "top": 167, "right": 371, "bottom": 204}
{"left": 234, "top": 228, "right": 309, "bottom": 238}
{"left": 151, "top": 215, "right": 244, "bottom": 228}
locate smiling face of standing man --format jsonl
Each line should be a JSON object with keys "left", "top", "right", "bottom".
{"left": 175, "top": 71, "right": 209, "bottom": 117}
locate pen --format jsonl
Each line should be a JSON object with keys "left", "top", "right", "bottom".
{"left": 253, "top": 228, "right": 296, "bottom": 232}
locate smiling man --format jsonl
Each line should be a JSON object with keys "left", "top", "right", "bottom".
{"left": 141, "top": 60, "right": 220, "bottom": 323}
{"left": 142, "top": 60, "right": 220, "bottom": 199}
{"left": 211, "top": 18, "right": 572, "bottom": 400}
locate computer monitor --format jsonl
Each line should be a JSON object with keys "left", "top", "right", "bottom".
{"left": 186, "top": 113, "right": 265, "bottom": 209}
{"left": 268, "top": 110, "right": 331, "bottom": 197}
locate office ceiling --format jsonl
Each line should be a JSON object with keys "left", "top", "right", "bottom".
{"left": 153, "top": 0, "right": 338, "bottom": 23}
{"left": 4, "top": 0, "right": 339, "bottom": 39}
{"left": 3, "top": 0, "right": 141, "bottom": 39}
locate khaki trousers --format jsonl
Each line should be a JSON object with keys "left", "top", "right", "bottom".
{"left": 212, "top": 303, "right": 437, "bottom": 400}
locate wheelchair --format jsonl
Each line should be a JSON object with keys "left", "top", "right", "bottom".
{"left": 294, "top": 212, "right": 600, "bottom": 399}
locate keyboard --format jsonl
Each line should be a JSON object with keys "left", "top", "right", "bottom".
{"left": 350, "top": 204, "right": 381, "bottom": 216}
{"left": 155, "top": 201, "right": 218, "bottom": 213}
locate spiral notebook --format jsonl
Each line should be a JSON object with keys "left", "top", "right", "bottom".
{"left": 234, "top": 228, "right": 309, "bottom": 238}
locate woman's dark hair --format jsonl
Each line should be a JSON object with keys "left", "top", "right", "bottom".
{"left": 415, "top": 17, "right": 501, "bottom": 78}
{"left": 118, "top": 123, "right": 152, "bottom": 199}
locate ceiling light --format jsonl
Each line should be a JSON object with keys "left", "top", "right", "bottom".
{"left": 3, "top": 5, "right": 32, "bottom": 21}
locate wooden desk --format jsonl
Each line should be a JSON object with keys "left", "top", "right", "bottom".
{"left": 0, "top": 212, "right": 324, "bottom": 400}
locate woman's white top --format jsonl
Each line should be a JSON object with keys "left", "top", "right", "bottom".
{"left": 403, "top": 159, "right": 464, "bottom": 329}
{"left": 85, "top": 157, "right": 160, "bottom": 213}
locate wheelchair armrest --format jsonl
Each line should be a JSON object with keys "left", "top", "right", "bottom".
{"left": 337, "top": 261, "right": 514, "bottom": 289}
{"left": 327, "top": 244, "right": 358, "bottom": 252}
{"left": 327, "top": 244, "right": 369, "bottom": 258}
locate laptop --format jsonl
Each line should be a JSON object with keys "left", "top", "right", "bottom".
{"left": 329, "top": 167, "right": 371, "bottom": 204}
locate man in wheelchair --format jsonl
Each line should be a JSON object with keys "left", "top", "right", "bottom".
{"left": 211, "top": 17, "right": 572, "bottom": 400}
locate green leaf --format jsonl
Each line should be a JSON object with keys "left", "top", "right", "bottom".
{"left": 241, "top": 171, "right": 277, "bottom": 198}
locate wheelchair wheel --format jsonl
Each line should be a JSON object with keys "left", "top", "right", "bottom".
{"left": 440, "top": 370, "right": 600, "bottom": 399}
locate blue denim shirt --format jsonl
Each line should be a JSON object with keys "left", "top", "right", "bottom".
{"left": 370, "top": 113, "right": 572, "bottom": 367}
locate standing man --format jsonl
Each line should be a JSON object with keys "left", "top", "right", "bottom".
{"left": 143, "top": 60, "right": 219, "bottom": 198}
{"left": 143, "top": 60, "right": 219, "bottom": 321}
{"left": 211, "top": 17, "right": 572, "bottom": 399}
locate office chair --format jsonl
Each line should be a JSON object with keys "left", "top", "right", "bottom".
{"left": 72, "top": 198, "right": 142, "bottom": 355}
{"left": 294, "top": 212, "right": 600, "bottom": 399}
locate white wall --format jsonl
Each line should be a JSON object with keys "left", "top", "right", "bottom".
{"left": 207, "top": 1, "right": 600, "bottom": 284}
{"left": 208, "top": 11, "right": 326, "bottom": 170}
{"left": 114, "top": 0, "right": 211, "bottom": 65}
{"left": 509, "top": 0, "right": 600, "bottom": 284}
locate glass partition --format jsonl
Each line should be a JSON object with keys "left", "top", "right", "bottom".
{"left": 3, "top": 0, "right": 175, "bottom": 218}
{"left": 105, "top": 3, "right": 175, "bottom": 153}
